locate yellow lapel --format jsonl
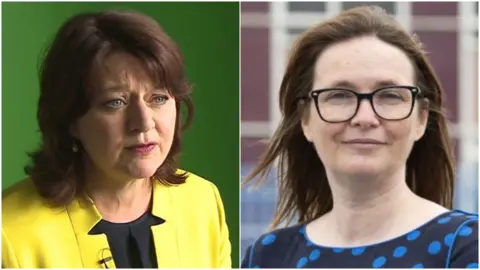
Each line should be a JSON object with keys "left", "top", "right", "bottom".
{"left": 66, "top": 180, "right": 180, "bottom": 268}
{"left": 66, "top": 195, "right": 116, "bottom": 268}
{"left": 151, "top": 180, "right": 180, "bottom": 268}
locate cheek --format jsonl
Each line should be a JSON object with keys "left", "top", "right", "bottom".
{"left": 154, "top": 104, "right": 177, "bottom": 139}
{"left": 384, "top": 121, "right": 418, "bottom": 156}
{"left": 386, "top": 120, "right": 414, "bottom": 141}
{"left": 74, "top": 114, "right": 125, "bottom": 169}
{"left": 76, "top": 113, "right": 123, "bottom": 147}
{"left": 304, "top": 105, "right": 337, "bottom": 140}
{"left": 308, "top": 117, "right": 345, "bottom": 150}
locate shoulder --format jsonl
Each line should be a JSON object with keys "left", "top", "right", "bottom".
{"left": 167, "top": 169, "right": 221, "bottom": 201}
{"left": 161, "top": 169, "right": 225, "bottom": 213}
{"left": 419, "top": 210, "right": 478, "bottom": 268}
{"left": 175, "top": 170, "right": 217, "bottom": 192}
{"left": 441, "top": 210, "right": 478, "bottom": 268}
{"left": 2, "top": 178, "right": 68, "bottom": 263}
{"left": 3, "top": 178, "right": 63, "bottom": 229}
{"left": 183, "top": 170, "right": 225, "bottom": 207}
{"left": 242, "top": 224, "right": 306, "bottom": 268}
{"left": 257, "top": 224, "right": 306, "bottom": 247}
{"left": 3, "top": 178, "right": 39, "bottom": 207}
{"left": 419, "top": 209, "right": 477, "bottom": 235}
{"left": 429, "top": 209, "right": 478, "bottom": 235}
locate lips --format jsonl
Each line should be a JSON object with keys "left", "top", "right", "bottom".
{"left": 127, "top": 143, "right": 156, "bottom": 148}
{"left": 343, "top": 138, "right": 387, "bottom": 149}
{"left": 126, "top": 143, "right": 157, "bottom": 154}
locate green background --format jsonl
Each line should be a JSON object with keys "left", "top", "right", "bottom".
{"left": 2, "top": 2, "right": 240, "bottom": 267}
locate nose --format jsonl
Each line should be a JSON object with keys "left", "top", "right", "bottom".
{"left": 350, "top": 99, "right": 380, "bottom": 128}
{"left": 127, "top": 99, "right": 155, "bottom": 132}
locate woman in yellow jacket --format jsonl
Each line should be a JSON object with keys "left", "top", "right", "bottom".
{"left": 2, "top": 10, "right": 231, "bottom": 268}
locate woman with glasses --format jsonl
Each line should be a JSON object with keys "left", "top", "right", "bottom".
{"left": 2, "top": 10, "right": 231, "bottom": 268}
{"left": 242, "top": 6, "right": 477, "bottom": 268}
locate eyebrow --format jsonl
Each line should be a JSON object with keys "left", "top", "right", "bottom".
{"left": 101, "top": 84, "right": 168, "bottom": 93}
{"left": 327, "top": 79, "right": 401, "bottom": 89}
{"left": 102, "top": 85, "right": 129, "bottom": 92}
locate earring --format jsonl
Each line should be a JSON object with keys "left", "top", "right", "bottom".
{"left": 72, "top": 142, "right": 78, "bottom": 153}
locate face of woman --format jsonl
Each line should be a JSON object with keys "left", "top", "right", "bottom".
{"left": 71, "top": 52, "right": 177, "bottom": 181}
{"left": 301, "top": 35, "right": 428, "bottom": 178}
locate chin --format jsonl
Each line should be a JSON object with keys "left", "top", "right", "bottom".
{"left": 125, "top": 160, "right": 163, "bottom": 179}
{"left": 128, "top": 169, "right": 158, "bottom": 179}
{"left": 340, "top": 158, "right": 384, "bottom": 176}
{"left": 344, "top": 166, "right": 381, "bottom": 176}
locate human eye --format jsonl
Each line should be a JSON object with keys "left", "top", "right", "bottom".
{"left": 377, "top": 89, "right": 409, "bottom": 101}
{"left": 151, "top": 95, "right": 169, "bottom": 105}
{"left": 330, "top": 92, "right": 350, "bottom": 99}
{"left": 104, "top": 99, "right": 127, "bottom": 109}
{"left": 320, "top": 90, "right": 355, "bottom": 102}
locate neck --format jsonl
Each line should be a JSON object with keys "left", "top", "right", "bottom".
{"left": 323, "top": 167, "right": 420, "bottom": 245}
{"left": 84, "top": 162, "right": 153, "bottom": 223}
{"left": 328, "top": 167, "right": 411, "bottom": 209}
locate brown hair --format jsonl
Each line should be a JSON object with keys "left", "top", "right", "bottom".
{"left": 244, "top": 6, "right": 455, "bottom": 229}
{"left": 25, "top": 10, "right": 194, "bottom": 206}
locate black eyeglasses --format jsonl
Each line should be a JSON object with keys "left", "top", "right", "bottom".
{"left": 300, "top": 85, "right": 422, "bottom": 123}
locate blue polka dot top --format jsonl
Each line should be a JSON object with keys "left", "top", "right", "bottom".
{"left": 241, "top": 210, "right": 478, "bottom": 268}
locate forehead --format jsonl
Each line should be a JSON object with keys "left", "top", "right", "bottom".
{"left": 313, "top": 35, "right": 415, "bottom": 89}
{"left": 92, "top": 52, "right": 155, "bottom": 92}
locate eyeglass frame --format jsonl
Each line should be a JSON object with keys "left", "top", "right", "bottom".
{"left": 298, "top": 85, "right": 423, "bottom": 123}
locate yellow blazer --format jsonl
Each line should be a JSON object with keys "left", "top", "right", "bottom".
{"left": 2, "top": 171, "right": 231, "bottom": 268}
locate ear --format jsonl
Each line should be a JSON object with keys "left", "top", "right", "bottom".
{"left": 301, "top": 111, "right": 313, "bottom": 143}
{"left": 414, "top": 98, "right": 429, "bottom": 141}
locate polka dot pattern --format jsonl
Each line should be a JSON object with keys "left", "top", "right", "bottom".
{"left": 261, "top": 234, "right": 276, "bottom": 245}
{"left": 437, "top": 217, "right": 451, "bottom": 224}
{"left": 427, "top": 241, "right": 441, "bottom": 255}
{"left": 393, "top": 246, "right": 407, "bottom": 258}
{"left": 351, "top": 247, "right": 366, "bottom": 256}
{"left": 296, "top": 257, "right": 308, "bottom": 268}
{"left": 246, "top": 211, "right": 476, "bottom": 268}
{"left": 443, "top": 233, "right": 454, "bottom": 247}
{"left": 372, "top": 256, "right": 387, "bottom": 268}
{"left": 309, "top": 249, "right": 321, "bottom": 261}
{"left": 459, "top": 226, "right": 473, "bottom": 237}
{"left": 407, "top": 230, "right": 421, "bottom": 241}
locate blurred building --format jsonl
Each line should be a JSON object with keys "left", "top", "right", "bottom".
{"left": 240, "top": 1, "right": 478, "bottom": 260}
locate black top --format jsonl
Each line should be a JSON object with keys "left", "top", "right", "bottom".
{"left": 89, "top": 212, "right": 164, "bottom": 268}
{"left": 242, "top": 210, "right": 478, "bottom": 268}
